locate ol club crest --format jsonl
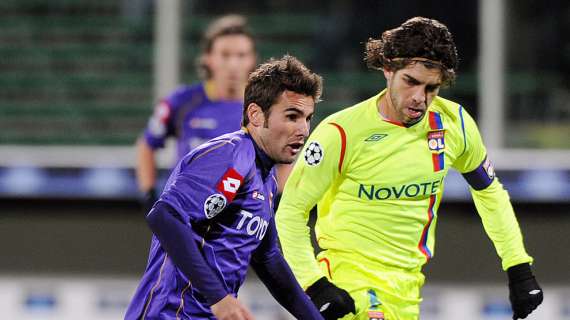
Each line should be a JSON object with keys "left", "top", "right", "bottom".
{"left": 427, "top": 130, "right": 445, "bottom": 152}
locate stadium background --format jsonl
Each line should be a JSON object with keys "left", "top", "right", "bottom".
{"left": 0, "top": 0, "right": 568, "bottom": 319}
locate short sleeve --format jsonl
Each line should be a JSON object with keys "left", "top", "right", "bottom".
{"left": 143, "top": 86, "right": 193, "bottom": 149}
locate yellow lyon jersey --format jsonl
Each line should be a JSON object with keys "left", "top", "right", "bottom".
{"left": 276, "top": 90, "right": 532, "bottom": 288}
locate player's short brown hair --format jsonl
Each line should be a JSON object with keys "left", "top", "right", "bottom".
{"left": 198, "top": 14, "right": 256, "bottom": 79}
{"left": 364, "top": 17, "right": 459, "bottom": 85}
{"left": 242, "top": 55, "right": 322, "bottom": 126}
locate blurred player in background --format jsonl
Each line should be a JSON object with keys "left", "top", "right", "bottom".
{"left": 126, "top": 55, "right": 324, "bottom": 320}
{"left": 136, "top": 15, "right": 257, "bottom": 212}
{"left": 276, "top": 17, "right": 543, "bottom": 320}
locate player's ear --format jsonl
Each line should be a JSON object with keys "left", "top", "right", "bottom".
{"left": 246, "top": 103, "right": 264, "bottom": 127}
{"left": 383, "top": 68, "right": 393, "bottom": 84}
{"left": 200, "top": 53, "right": 210, "bottom": 70}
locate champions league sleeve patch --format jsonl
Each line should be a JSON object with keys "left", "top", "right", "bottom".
{"left": 304, "top": 141, "right": 324, "bottom": 166}
{"left": 204, "top": 194, "right": 227, "bottom": 219}
{"left": 462, "top": 156, "right": 496, "bottom": 190}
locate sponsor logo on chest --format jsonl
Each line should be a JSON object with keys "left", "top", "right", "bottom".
{"left": 358, "top": 178, "right": 444, "bottom": 200}
{"left": 236, "top": 210, "right": 269, "bottom": 240}
{"left": 189, "top": 118, "right": 218, "bottom": 129}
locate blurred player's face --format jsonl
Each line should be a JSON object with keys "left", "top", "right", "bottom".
{"left": 205, "top": 34, "right": 256, "bottom": 92}
{"left": 383, "top": 62, "right": 442, "bottom": 125}
{"left": 249, "top": 90, "right": 314, "bottom": 164}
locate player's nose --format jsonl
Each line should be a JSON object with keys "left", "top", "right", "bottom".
{"left": 298, "top": 119, "right": 310, "bottom": 138}
{"left": 225, "top": 55, "right": 241, "bottom": 70}
{"left": 412, "top": 87, "right": 427, "bottom": 104}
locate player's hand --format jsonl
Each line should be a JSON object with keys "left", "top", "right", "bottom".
{"left": 211, "top": 295, "right": 255, "bottom": 320}
{"left": 507, "top": 263, "right": 543, "bottom": 319}
{"left": 141, "top": 188, "right": 158, "bottom": 215}
{"left": 306, "top": 277, "right": 356, "bottom": 320}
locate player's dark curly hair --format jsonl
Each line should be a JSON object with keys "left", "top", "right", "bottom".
{"left": 364, "top": 17, "right": 459, "bottom": 86}
{"left": 242, "top": 55, "right": 322, "bottom": 126}
{"left": 198, "top": 14, "right": 256, "bottom": 79}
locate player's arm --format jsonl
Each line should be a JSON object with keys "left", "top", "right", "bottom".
{"left": 136, "top": 94, "right": 178, "bottom": 211}
{"left": 146, "top": 201, "right": 227, "bottom": 304}
{"left": 454, "top": 108, "right": 532, "bottom": 269}
{"left": 155, "top": 141, "right": 255, "bottom": 319}
{"left": 275, "top": 163, "right": 294, "bottom": 194}
{"left": 146, "top": 201, "right": 253, "bottom": 320}
{"left": 272, "top": 163, "right": 294, "bottom": 209}
{"left": 136, "top": 137, "right": 158, "bottom": 211}
{"left": 454, "top": 107, "right": 542, "bottom": 319}
{"left": 250, "top": 219, "right": 323, "bottom": 320}
{"left": 276, "top": 121, "right": 356, "bottom": 319}
{"left": 275, "top": 121, "right": 343, "bottom": 287}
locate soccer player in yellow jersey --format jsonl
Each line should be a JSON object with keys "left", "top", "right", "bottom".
{"left": 276, "top": 17, "right": 543, "bottom": 320}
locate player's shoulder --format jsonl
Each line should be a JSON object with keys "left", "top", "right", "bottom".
{"left": 430, "top": 95, "right": 470, "bottom": 126}
{"left": 185, "top": 130, "right": 255, "bottom": 169}
{"left": 196, "top": 130, "right": 253, "bottom": 157}
{"left": 319, "top": 94, "right": 379, "bottom": 132}
{"left": 164, "top": 82, "right": 206, "bottom": 107}
{"left": 171, "top": 82, "right": 204, "bottom": 96}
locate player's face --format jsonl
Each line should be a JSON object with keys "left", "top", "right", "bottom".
{"left": 384, "top": 62, "right": 442, "bottom": 125}
{"left": 259, "top": 91, "right": 315, "bottom": 164}
{"left": 205, "top": 34, "right": 256, "bottom": 90}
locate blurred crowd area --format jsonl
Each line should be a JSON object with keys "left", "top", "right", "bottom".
{"left": 1, "top": 0, "right": 568, "bottom": 148}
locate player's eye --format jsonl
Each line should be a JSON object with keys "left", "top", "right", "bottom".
{"left": 406, "top": 78, "right": 420, "bottom": 86}
{"left": 426, "top": 85, "right": 439, "bottom": 92}
{"left": 286, "top": 114, "right": 297, "bottom": 121}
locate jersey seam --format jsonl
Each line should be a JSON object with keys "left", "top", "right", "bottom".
{"left": 175, "top": 85, "right": 207, "bottom": 138}
{"left": 328, "top": 122, "right": 347, "bottom": 173}
{"left": 141, "top": 254, "right": 169, "bottom": 319}
{"left": 458, "top": 105, "right": 467, "bottom": 158}
{"left": 191, "top": 139, "right": 238, "bottom": 163}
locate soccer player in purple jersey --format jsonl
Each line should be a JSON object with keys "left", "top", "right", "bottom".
{"left": 125, "top": 55, "right": 324, "bottom": 320}
{"left": 136, "top": 15, "right": 257, "bottom": 212}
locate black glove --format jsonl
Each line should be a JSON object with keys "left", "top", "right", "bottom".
{"left": 141, "top": 188, "right": 158, "bottom": 215}
{"left": 508, "top": 263, "right": 543, "bottom": 319}
{"left": 306, "top": 277, "right": 356, "bottom": 320}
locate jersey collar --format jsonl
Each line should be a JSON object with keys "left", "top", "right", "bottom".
{"left": 204, "top": 80, "right": 243, "bottom": 103}
{"left": 375, "top": 89, "right": 429, "bottom": 129}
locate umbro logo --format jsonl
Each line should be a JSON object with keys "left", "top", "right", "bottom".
{"left": 365, "top": 133, "right": 388, "bottom": 142}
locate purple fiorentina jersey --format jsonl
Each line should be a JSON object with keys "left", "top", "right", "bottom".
{"left": 143, "top": 82, "right": 243, "bottom": 162}
{"left": 126, "top": 130, "right": 278, "bottom": 319}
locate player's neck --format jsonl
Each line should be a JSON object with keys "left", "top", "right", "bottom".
{"left": 246, "top": 125, "right": 265, "bottom": 153}
{"left": 245, "top": 126, "right": 275, "bottom": 171}
{"left": 378, "top": 92, "right": 396, "bottom": 121}
{"left": 211, "top": 82, "right": 245, "bottom": 101}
